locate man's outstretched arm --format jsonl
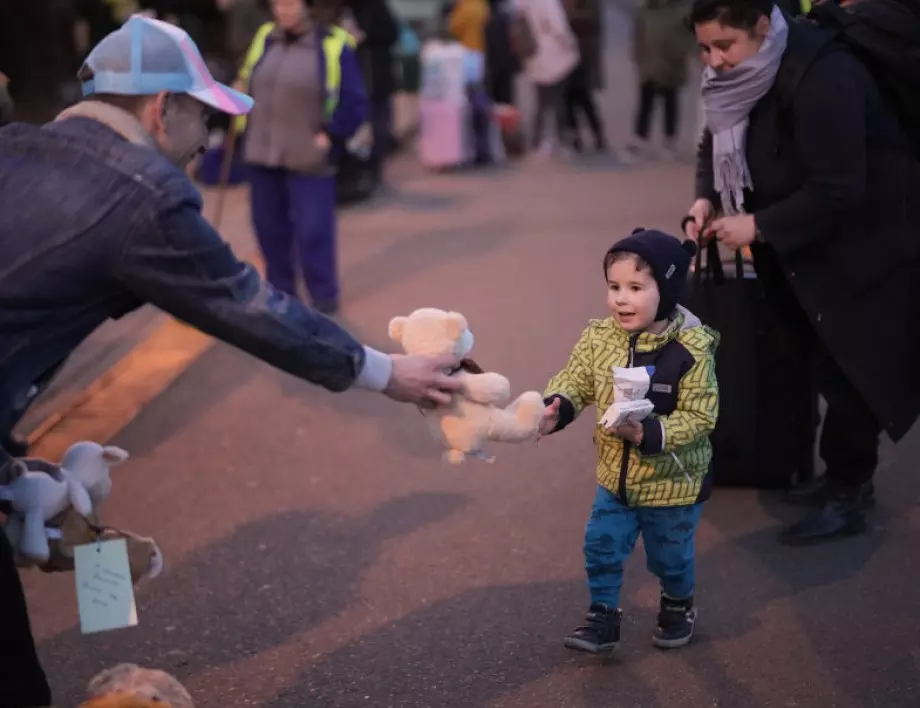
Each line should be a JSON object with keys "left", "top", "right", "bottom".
{"left": 111, "top": 197, "right": 462, "bottom": 404}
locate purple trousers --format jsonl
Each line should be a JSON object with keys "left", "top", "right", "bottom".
{"left": 249, "top": 166, "right": 339, "bottom": 309}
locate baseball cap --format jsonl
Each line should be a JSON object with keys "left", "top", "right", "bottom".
{"left": 79, "top": 15, "right": 253, "bottom": 116}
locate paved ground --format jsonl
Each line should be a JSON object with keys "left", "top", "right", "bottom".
{"left": 20, "top": 4, "right": 920, "bottom": 707}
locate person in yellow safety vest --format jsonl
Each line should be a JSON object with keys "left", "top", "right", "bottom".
{"left": 235, "top": 0, "right": 368, "bottom": 316}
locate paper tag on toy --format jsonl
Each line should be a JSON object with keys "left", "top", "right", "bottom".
{"left": 612, "top": 366, "right": 654, "bottom": 402}
{"left": 74, "top": 539, "right": 138, "bottom": 635}
{"left": 600, "top": 399, "right": 655, "bottom": 430}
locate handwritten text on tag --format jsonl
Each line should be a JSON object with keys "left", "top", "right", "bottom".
{"left": 74, "top": 539, "right": 138, "bottom": 635}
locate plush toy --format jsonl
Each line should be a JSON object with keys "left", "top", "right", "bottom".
{"left": 40, "top": 508, "right": 164, "bottom": 587}
{"left": 0, "top": 442, "right": 129, "bottom": 565}
{"left": 389, "top": 308, "right": 545, "bottom": 463}
{"left": 83, "top": 663, "right": 194, "bottom": 708}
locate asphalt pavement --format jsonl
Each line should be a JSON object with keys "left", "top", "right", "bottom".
{"left": 21, "top": 4, "right": 920, "bottom": 707}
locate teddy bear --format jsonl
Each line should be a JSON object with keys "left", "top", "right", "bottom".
{"left": 0, "top": 441, "right": 129, "bottom": 565}
{"left": 388, "top": 307, "right": 545, "bottom": 463}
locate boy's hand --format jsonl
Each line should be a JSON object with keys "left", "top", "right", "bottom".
{"left": 537, "top": 398, "right": 562, "bottom": 440}
{"left": 612, "top": 418, "right": 644, "bottom": 446}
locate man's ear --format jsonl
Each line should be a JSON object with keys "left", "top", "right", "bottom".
{"left": 444, "top": 312, "right": 468, "bottom": 341}
{"left": 388, "top": 316, "right": 408, "bottom": 344}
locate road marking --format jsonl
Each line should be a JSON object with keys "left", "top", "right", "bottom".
{"left": 28, "top": 254, "right": 266, "bottom": 462}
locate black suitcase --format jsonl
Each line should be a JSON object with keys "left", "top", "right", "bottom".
{"left": 681, "top": 241, "right": 818, "bottom": 489}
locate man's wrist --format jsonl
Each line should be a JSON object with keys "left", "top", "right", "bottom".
{"left": 353, "top": 346, "right": 394, "bottom": 392}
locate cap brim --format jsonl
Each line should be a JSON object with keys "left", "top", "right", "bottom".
{"left": 187, "top": 82, "right": 253, "bottom": 116}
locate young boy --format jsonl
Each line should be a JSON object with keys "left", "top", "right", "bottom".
{"left": 540, "top": 228, "right": 719, "bottom": 652}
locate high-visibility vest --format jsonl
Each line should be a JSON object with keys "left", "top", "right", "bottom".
{"left": 232, "top": 23, "right": 357, "bottom": 135}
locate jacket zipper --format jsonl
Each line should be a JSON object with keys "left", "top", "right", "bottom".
{"left": 617, "top": 335, "right": 639, "bottom": 506}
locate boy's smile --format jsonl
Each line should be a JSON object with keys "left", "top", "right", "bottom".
{"left": 606, "top": 256, "right": 665, "bottom": 334}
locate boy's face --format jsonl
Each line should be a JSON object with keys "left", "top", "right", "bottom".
{"left": 606, "top": 256, "right": 661, "bottom": 333}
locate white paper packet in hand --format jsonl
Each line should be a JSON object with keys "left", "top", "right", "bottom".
{"left": 600, "top": 399, "right": 654, "bottom": 430}
{"left": 613, "top": 366, "right": 654, "bottom": 402}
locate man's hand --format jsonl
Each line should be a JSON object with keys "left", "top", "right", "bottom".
{"left": 537, "top": 398, "right": 562, "bottom": 440}
{"left": 683, "top": 199, "right": 715, "bottom": 241}
{"left": 711, "top": 214, "right": 756, "bottom": 250}
{"left": 384, "top": 353, "right": 464, "bottom": 406}
{"left": 612, "top": 418, "right": 644, "bottom": 446}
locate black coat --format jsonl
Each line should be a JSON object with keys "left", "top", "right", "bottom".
{"left": 696, "top": 20, "right": 920, "bottom": 442}
{"left": 349, "top": 0, "right": 399, "bottom": 101}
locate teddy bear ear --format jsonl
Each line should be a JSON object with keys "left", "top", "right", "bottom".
{"left": 102, "top": 446, "right": 129, "bottom": 465}
{"left": 388, "top": 316, "right": 408, "bottom": 343}
{"left": 444, "top": 311, "right": 468, "bottom": 341}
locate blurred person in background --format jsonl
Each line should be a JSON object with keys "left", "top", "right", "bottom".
{"left": 235, "top": 0, "right": 367, "bottom": 315}
{"left": 514, "top": 0, "right": 580, "bottom": 157}
{"left": 485, "top": 0, "right": 520, "bottom": 105}
{"left": 562, "top": 0, "right": 607, "bottom": 153}
{"left": 622, "top": 0, "right": 694, "bottom": 162}
{"left": 347, "top": 0, "right": 400, "bottom": 188}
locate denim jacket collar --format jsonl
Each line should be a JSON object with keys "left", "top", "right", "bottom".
{"left": 54, "top": 100, "right": 157, "bottom": 150}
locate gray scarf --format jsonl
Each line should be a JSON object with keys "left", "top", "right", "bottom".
{"left": 701, "top": 6, "right": 788, "bottom": 215}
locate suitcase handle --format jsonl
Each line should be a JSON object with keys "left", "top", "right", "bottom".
{"left": 694, "top": 239, "right": 746, "bottom": 284}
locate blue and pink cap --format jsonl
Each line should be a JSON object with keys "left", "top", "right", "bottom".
{"left": 79, "top": 15, "right": 254, "bottom": 116}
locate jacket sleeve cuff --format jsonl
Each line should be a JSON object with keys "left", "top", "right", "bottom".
{"left": 639, "top": 418, "right": 665, "bottom": 455}
{"left": 352, "top": 346, "right": 393, "bottom": 392}
{"left": 544, "top": 394, "right": 575, "bottom": 433}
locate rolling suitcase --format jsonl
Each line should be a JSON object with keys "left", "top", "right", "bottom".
{"left": 418, "top": 40, "right": 474, "bottom": 169}
{"left": 681, "top": 241, "right": 818, "bottom": 489}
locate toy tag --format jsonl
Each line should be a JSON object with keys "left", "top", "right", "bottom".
{"left": 74, "top": 538, "right": 138, "bottom": 635}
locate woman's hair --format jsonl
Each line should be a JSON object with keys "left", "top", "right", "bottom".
{"left": 688, "top": 0, "right": 772, "bottom": 30}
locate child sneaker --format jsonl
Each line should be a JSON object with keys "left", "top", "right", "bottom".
{"left": 563, "top": 603, "right": 622, "bottom": 653}
{"left": 653, "top": 594, "right": 697, "bottom": 649}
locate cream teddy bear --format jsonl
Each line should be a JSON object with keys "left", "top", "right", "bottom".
{"left": 389, "top": 308, "right": 545, "bottom": 463}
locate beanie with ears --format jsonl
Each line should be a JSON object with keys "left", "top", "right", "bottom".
{"left": 605, "top": 228, "right": 698, "bottom": 321}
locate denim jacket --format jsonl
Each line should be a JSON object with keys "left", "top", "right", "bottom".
{"left": 0, "top": 101, "right": 391, "bottom": 457}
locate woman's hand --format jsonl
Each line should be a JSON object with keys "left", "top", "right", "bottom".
{"left": 711, "top": 214, "right": 756, "bottom": 250}
{"left": 683, "top": 199, "right": 715, "bottom": 241}
{"left": 537, "top": 398, "right": 562, "bottom": 440}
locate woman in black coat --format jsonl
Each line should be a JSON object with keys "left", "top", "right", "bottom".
{"left": 684, "top": 0, "right": 920, "bottom": 544}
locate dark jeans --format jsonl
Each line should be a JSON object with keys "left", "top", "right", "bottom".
{"left": 634, "top": 80, "right": 678, "bottom": 141}
{"left": 584, "top": 486, "right": 703, "bottom": 607}
{"left": 248, "top": 167, "right": 339, "bottom": 309}
{"left": 564, "top": 63, "right": 604, "bottom": 146}
{"left": 756, "top": 249, "right": 881, "bottom": 487}
{"left": 532, "top": 77, "right": 568, "bottom": 148}
{"left": 0, "top": 530, "right": 52, "bottom": 707}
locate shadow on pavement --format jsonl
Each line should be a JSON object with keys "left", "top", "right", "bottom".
{"left": 260, "top": 580, "right": 664, "bottom": 708}
{"left": 112, "top": 344, "right": 260, "bottom": 459}
{"left": 38, "top": 491, "right": 471, "bottom": 701}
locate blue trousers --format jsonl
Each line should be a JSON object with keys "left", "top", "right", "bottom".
{"left": 249, "top": 166, "right": 338, "bottom": 307}
{"left": 584, "top": 486, "right": 703, "bottom": 608}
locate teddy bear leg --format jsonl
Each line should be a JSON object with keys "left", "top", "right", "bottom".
{"left": 488, "top": 391, "right": 546, "bottom": 443}
{"left": 20, "top": 510, "right": 52, "bottom": 564}
{"left": 444, "top": 449, "right": 466, "bottom": 465}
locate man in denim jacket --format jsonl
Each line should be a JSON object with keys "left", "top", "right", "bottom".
{"left": 0, "top": 16, "right": 461, "bottom": 706}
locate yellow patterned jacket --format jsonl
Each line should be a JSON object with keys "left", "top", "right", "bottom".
{"left": 544, "top": 307, "right": 720, "bottom": 507}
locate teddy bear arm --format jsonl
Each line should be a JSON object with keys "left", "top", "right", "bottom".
{"left": 459, "top": 372, "right": 512, "bottom": 406}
